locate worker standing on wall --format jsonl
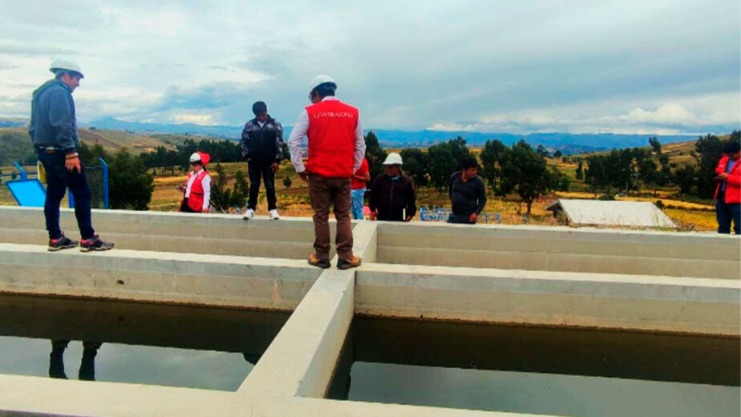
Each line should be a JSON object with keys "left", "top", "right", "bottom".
{"left": 29, "top": 59, "right": 114, "bottom": 252}
{"left": 287, "top": 75, "right": 366, "bottom": 269}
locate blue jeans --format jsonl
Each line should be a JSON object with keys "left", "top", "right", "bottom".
{"left": 351, "top": 188, "right": 365, "bottom": 219}
{"left": 37, "top": 151, "right": 95, "bottom": 240}
{"left": 716, "top": 196, "right": 740, "bottom": 234}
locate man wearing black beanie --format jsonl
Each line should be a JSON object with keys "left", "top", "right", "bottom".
{"left": 240, "top": 101, "right": 284, "bottom": 220}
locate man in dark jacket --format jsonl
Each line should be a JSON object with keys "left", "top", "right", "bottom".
{"left": 241, "top": 101, "right": 284, "bottom": 220}
{"left": 448, "top": 156, "right": 487, "bottom": 224}
{"left": 29, "top": 59, "right": 114, "bottom": 252}
{"left": 369, "top": 153, "right": 416, "bottom": 222}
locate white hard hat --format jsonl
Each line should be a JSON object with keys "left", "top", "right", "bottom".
{"left": 49, "top": 59, "right": 84, "bottom": 78}
{"left": 383, "top": 153, "right": 403, "bottom": 165}
{"left": 189, "top": 152, "right": 202, "bottom": 163}
{"left": 309, "top": 75, "right": 336, "bottom": 92}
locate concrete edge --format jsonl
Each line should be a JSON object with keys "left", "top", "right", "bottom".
{"left": 0, "top": 375, "right": 538, "bottom": 417}
{"left": 355, "top": 265, "right": 741, "bottom": 336}
{"left": 0, "top": 244, "right": 322, "bottom": 310}
{"left": 358, "top": 262, "right": 741, "bottom": 289}
{"left": 235, "top": 222, "right": 378, "bottom": 400}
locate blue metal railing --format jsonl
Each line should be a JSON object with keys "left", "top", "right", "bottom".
{"left": 99, "top": 157, "right": 109, "bottom": 209}
{"left": 9, "top": 159, "right": 109, "bottom": 209}
{"left": 12, "top": 162, "right": 27, "bottom": 180}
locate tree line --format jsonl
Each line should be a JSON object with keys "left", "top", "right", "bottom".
{"left": 579, "top": 131, "right": 740, "bottom": 200}
{"left": 26, "top": 129, "right": 740, "bottom": 213}
{"left": 138, "top": 138, "right": 244, "bottom": 174}
{"left": 78, "top": 142, "right": 154, "bottom": 210}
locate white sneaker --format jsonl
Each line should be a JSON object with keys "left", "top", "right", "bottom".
{"left": 243, "top": 208, "right": 255, "bottom": 220}
{"left": 269, "top": 209, "right": 280, "bottom": 220}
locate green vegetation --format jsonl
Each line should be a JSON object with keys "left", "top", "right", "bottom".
{"left": 579, "top": 131, "right": 740, "bottom": 200}
{"left": 364, "top": 131, "right": 386, "bottom": 180}
{"left": 78, "top": 142, "right": 154, "bottom": 210}
{"left": 3, "top": 126, "right": 735, "bottom": 232}
{"left": 0, "top": 129, "right": 35, "bottom": 165}
{"left": 210, "top": 163, "right": 248, "bottom": 212}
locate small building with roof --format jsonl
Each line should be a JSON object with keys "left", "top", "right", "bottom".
{"left": 546, "top": 199, "right": 677, "bottom": 229}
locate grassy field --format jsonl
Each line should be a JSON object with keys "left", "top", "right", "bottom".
{"left": 0, "top": 135, "right": 720, "bottom": 232}
{"left": 143, "top": 161, "right": 716, "bottom": 231}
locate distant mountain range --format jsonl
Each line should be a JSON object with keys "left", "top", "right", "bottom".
{"left": 2, "top": 116, "right": 702, "bottom": 155}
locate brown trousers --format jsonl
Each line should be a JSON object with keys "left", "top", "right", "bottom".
{"left": 308, "top": 176, "right": 353, "bottom": 261}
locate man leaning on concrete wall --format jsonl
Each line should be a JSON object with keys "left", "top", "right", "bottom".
{"left": 447, "top": 156, "right": 487, "bottom": 224}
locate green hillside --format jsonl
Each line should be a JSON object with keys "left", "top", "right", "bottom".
{"left": 0, "top": 128, "right": 34, "bottom": 165}
{"left": 569, "top": 134, "right": 733, "bottom": 167}
{"left": 0, "top": 127, "right": 214, "bottom": 165}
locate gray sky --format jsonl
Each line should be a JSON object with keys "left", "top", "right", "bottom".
{"left": 0, "top": 0, "right": 738, "bottom": 134}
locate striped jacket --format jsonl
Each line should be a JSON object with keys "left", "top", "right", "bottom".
{"left": 240, "top": 116, "right": 284, "bottom": 162}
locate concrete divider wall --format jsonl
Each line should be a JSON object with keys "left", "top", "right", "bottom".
{"left": 0, "top": 243, "right": 321, "bottom": 310}
{"left": 355, "top": 263, "right": 741, "bottom": 336}
{"left": 236, "top": 221, "right": 378, "bottom": 401}
{"left": 0, "top": 207, "right": 329, "bottom": 259}
{"left": 377, "top": 222, "right": 741, "bottom": 279}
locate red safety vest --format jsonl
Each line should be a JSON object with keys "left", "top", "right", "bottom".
{"left": 352, "top": 158, "right": 369, "bottom": 190}
{"left": 186, "top": 170, "right": 210, "bottom": 212}
{"left": 305, "top": 99, "right": 359, "bottom": 178}
{"left": 714, "top": 155, "right": 741, "bottom": 204}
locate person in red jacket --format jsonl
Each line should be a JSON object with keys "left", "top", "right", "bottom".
{"left": 287, "top": 75, "right": 366, "bottom": 269}
{"left": 713, "top": 140, "right": 741, "bottom": 234}
{"left": 178, "top": 152, "right": 212, "bottom": 213}
{"left": 351, "top": 157, "right": 370, "bottom": 219}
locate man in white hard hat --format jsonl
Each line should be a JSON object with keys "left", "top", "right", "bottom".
{"left": 287, "top": 75, "right": 366, "bottom": 269}
{"left": 29, "top": 59, "right": 114, "bottom": 252}
{"left": 368, "top": 152, "right": 416, "bottom": 222}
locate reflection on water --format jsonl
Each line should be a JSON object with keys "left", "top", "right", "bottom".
{"left": 330, "top": 317, "right": 741, "bottom": 417}
{"left": 0, "top": 294, "right": 289, "bottom": 391}
{"left": 49, "top": 340, "right": 101, "bottom": 380}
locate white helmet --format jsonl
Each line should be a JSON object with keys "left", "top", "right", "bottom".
{"left": 189, "top": 152, "right": 202, "bottom": 163}
{"left": 383, "top": 153, "right": 403, "bottom": 165}
{"left": 309, "top": 75, "right": 336, "bottom": 92}
{"left": 49, "top": 59, "right": 84, "bottom": 78}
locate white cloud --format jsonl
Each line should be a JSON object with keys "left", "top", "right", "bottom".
{"left": 0, "top": 0, "right": 738, "bottom": 134}
{"left": 429, "top": 92, "right": 740, "bottom": 134}
{"left": 171, "top": 113, "right": 217, "bottom": 125}
{"left": 621, "top": 104, "right": 695, "bottom": 125}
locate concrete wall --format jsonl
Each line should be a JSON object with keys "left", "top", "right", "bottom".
{"left": 376, "top": 222, "right": 741, "bottom": 279}
{"left": 0, "top": 208, "right": 738, "bottom": 417}
{"left": 0, "top": 243, "right": 320, "bottom": 310}
{"left": 355, "top": 263, "right": 741, "bottom": 336}
{"left": 0, "top": 206, "right": 327, "bottom": 259}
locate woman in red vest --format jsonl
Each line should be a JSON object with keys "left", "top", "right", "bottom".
{"left": 178, "top": 152, "right": 212, "bottom": 213}
{"left": 714, "top": 140, "right": 741, "bottom": 234}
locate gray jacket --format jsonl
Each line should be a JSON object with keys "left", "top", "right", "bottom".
{"left": 29, "top": 79, "right": 79, "bottom": 151}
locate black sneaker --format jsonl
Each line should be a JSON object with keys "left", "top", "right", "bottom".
{"left": 80, "top": 235, "right": 114, "bottom": 252}
{"left": 48, "top": 234, "right": 79, "bottom": 252}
